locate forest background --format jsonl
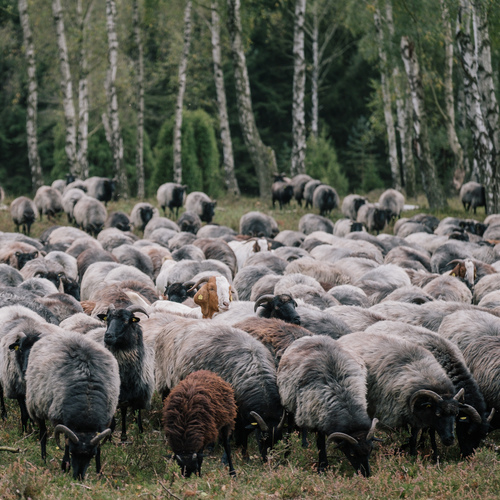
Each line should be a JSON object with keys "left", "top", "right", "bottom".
{"left": 1, "top": 0, "right": 499, "bottom": 211}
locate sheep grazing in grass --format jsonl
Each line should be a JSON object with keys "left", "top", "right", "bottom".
{"left": 163, "top": 370, "right": 237, "bottom": 477}
{"left": 157, "top": 182, "right": 187, "bottom": 217}
{"left": 10, "top": 196, "right": 38, "bottom": 236}
{"left": 379, "top": 189, "right": 405, "bottom": 220}
{"left": 34, "top": 186, "right": 63, "bottom": 221}
{"left": 185, "top": 191, "right": 216, "bottom": 224}
{"left": 460, "top": 181, "right": 487, "bottom": 215}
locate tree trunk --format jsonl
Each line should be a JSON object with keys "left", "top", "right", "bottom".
{"left": 456, "top": 0, "right": 497, "bottom": 212}
{"left": 18, "top": 0, "right": 43, "bottom": 192}
{"left": 210, "top": 0, "right": 240, "bottom": 196}
{"left": 227, "top": 0, "right": 277, "bottom": 200}
{"left": 440, "top": 0, "right": 464, "bottom": 192}
{"left": 52, "top": 0, "right": 78, "bottom": 175}
{"left": 133, "top": 0, "right": 145, "bottom": 199}
{"left": 310, "top": 3, "right": 319, "bottom": 139}
{"left": 105, "top": 0, "right": 128, "bottom": 197}
{"left": 374, "top": 5, "right": 401, "bottom": 190}
{"left": 173, "top": 0, "right": 192, "bottom": 185}
{"left": 76, "top": 0, "right": 90, "bottom": 180}
{"left": 291, "top": 0, "right": 307, "bottom": 176}
{"left": 400, "top": 36, "right": 447, "bottom": 210}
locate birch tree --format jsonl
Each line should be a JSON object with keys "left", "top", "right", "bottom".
{"left": 133, "top": 0, "right": 145, "bottom": 199}
{"left": 173, "top": 0, "right": 192, "bottom": 185}
{"left": 456, "top": 0, "right": 497, "bottom": 212}
{"left": 400, "top": 36, "right": 446, "bottom": 210}
{"left": 226, "top": 0, "right": 277, "bottom": 199}
{"left": 18, "top": 0, "right": 43, "bottom": 191}
{"left": 52, "top": 0, "right": 78, "bottom": 176}
{"left": 104, "top": 0, "right": 128, "bottom": 197}
{"left": 373, "top": 4, "right": 401, "bottom": 190}
{"left": 291, "top": 0, "right": 307, "bottom": 176}
{"left": 210, "top": 0, "right": 240, "bottom": 196}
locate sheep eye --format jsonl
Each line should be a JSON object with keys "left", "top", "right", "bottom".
{"left": 130, "top": 317, "right": 139, "bottom": 323}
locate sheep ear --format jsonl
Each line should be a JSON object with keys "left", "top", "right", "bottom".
{"left": 97, "top": 314, "right": 107, "bottom": 321}
{"left": 8, "top": 340, "right": 20, "bottom": 351}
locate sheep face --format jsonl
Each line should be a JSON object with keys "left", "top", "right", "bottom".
{"left": 99, "top": 309, "right": 140, "bottom": 349}
{"left": 139, "top": 206, "right": 154, "bottom": 227}
{"left": 256, "top": 294, "right": 300, "bottom": 325}
{"left": 200, "top": 201, "right": 216, "bottom": 223}
{"left": 9, "top": 334, "right": 43, "bottom": 376}
{"left": 455, "top": 410, "right": 491, "bottom": 458}
{"left": 174, "top": 452, "right": 203, "bottom": 478}
{"left": 16, "top": 251, "right": 38, "bottom": 270}
{"left": 165, "top": 282, "right": 192, "bottom": 303}
{"left": 333, "top": 431, "right": 374, "bottom": 478}
{"left": 170, "top": 186, "right": 187, "bottom": 210}
{"left": 449, "top": 259, "right": 476, "bottom": 289}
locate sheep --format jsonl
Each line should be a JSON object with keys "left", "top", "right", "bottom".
{"left": 365, "top": 321, "right": 489, "bottom": 457}
{"left": 171, "top": 244, "right": 205, "bottom": 263}
{"left": 184, "top": 191, "right": 216, "bottom": 223}
{"left": 474, "top": 273, "right": 500, "bottom": 304}
{"left": 272, "top": 180, "right": 294, "bottom": 209}
{"left": 25, "top": 330, "right": 119, "bottom": 479}
{"left": 333, "top": 219, "right": 364, "bottom": 237}
{"left": 384, "top": 245, "right": 432, "bottom": 272}
{"left": 278, "top": 335, "right": 378, "bottom": 475}
{"left": 61, "top": 188, "right": 86, "bottom": 223}
{"left": 338, "top": 332, "right": 462, "bottom": 460}
{"left": 197, "top": 224, "right": 237, "bottom": 239}
{"left": 356, "top": 203, "right": 390, "bottom": 234}
{"left": 381, "top": 285, "right": 434, "bottom": 305}
{"left": 10, "top": 196, "right": 38, "bottom": 236}
{"left": 154, "top": 319, "right": 284, "bottom": 461}
{"left": 298, "top": 213, "right": 334, "bottom": 235}
{"left": 327, "top": 285, "right": 370, "bottom": 308}
{"left": 84, "top": 176, "right": 116, "bottom": 205}
{"left": 341, "top": 194, "right": 367, "bottom": 220}
{"left": 111, "top": 245, "right": 154, "bottom": 280}
{"left": 97, "top": 227, "right": 137, "bottom": 252}
{"left": 239, "top": 211, "right": 279, "bottom": 238}
{"left": 252, "top": 293, "right": 301, "bottom": 324}
{"left": 228, "top": 238, "right": 271, "bottom": 271}
{"left": 34, "top": 186, "right": 63, "bottom": 220}
{"left": 290, "top": 173, "right": 312, "bottom": 206}
{"left": 274, "top": 230, "right": 305, "bottom": 247}
{"left": 157, "top": 182, "right": 187, "bottom": 217}
{"left": 177, "top": 211, "right": 202, "bottom": 234}
{"left": 303, "top": 179, "right": 322, "bottom": 208}
{"left": 193, "top": 239, "right": 238, "bottom": 278}
{"left": 460, "top": 181, "right": 486, "bottom": 214}
{"left": 187, "top": 275, "right": 233, "bottom": 319}
{"left": 233, "top": 265, "right": 276, "bottom": 302}
{"left": 94, "top": 305, "right": 154, "bottom": 442}
{"left": 44, "top": 226, "right": 89, "bottom": 247}
{"left": 0, "top": 264, "right": 23, "bottom": 287}
{"left": 143, "top": 217, "right": 180, "bottom": 238}
{"left": 422, "top": 275, "right": 473, "bottom": 303}
{"left": 73, "top": 195, "right": 108, "bottom": 237}
{"left": 379, "top": 189, "right": 405, "bottom": 220}
{"left": 312, "top": 184, "right": 339, "bottom": 216}
{"left": 51, "top": 178, "right": 66, "bottom": 193}
{"left": 76, "top": 247, "right": 117, "bottom": 282}
{"left": 292, "top": 304, "right": 352, "bottom": 339}
{"left": 0, "top": 241, "right": 39, "bottom": 270}
{"left": 130, "top": 202, "right": 158, "bottom": 232}
{"left": 163, "top": 370, "right": 237, "bottom": 477}
{"left": 104, "top": 211, "right": 131, "bottom": 232}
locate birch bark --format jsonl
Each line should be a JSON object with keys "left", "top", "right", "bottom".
{"left": 173, "top": 0, "right": 192, "bottom": 184}
{"left": 400, "top": 36, "right": 446, "bottom": 210}
{"left": 52, "top": 0, "right": 78, "bottom": 175}
{"left": 18, "top": 0, "right": 43, "bottom": 191}
{"left": 291, "top": 0, "right": 307, "bottom": 176}
{"left": 227, "top": 0, "right": 277, "bottom": 199}
{"left": 210, "top": 0, "right": 240, "bottom": 196}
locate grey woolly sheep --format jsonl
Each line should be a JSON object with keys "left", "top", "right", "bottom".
{"left": 239, "top": 211, "right": 279, "bottom": 238}
{"left": 272, "top": 180, "right": 294, "bottom": 209}
{"left": 298, "top": 213, "right": 334, "bottom": 235}
{"left": 157, "top": 182, "right": 187, "bottom": 217}
{"left": 130, "top": 202, "right": 158, "bottom": 232}
{"left": 0, "top": 241, "right": 39, "bottom": 270}
{"left": 233, "top": 265, "right": 276, "bottom": 302}
{"left": 177, "top": 211, "right": 202, "bottom": 234}
{"left": 104, "top": 211, "right": 131, "bottom": 232}
{"left": 341, "top": 194, "right": 367, "bottom": 220}
{"left": 312, "top": 184, "right": 339, "bottom": 216}
{"left": 303, "top": 179, "right": 322, "bottom": 209}
{"left": 111, "top": 245, "right": 155, "bottom": 279}
{"left": 143, "top": 217, "right": 180, "bottom": 238}
{"left": 34, "top": 186, "right": 63, "bottom": 221}
{"left": 185, "top": 191, "right": 216, "bottom": 224}
{"left": 167, "top": 232, "right": 197, "bottom": 251}
{"left": 97, "top": 228, "right": 137, "bottom": 252}
{"left": 290, "top": 174, "right": 312, "bottom": 206}
{"left": 10, "top": 196, "right": 38, "bottom": 236}
{"left": 84, "top": 176, "right": 116, "bottom": 205}
{"left": 356, "top": 203, "right": 390, "bottom": 234}
{"left": 325, "top": 304, "right": 385, "bottom": 331}
{"left": 73, "top": 195, "right": 108, "bottom": 237}
{"left": 379, "top": 189, "right": 405, "bottom": 220}
{"left": 197, "top": 224, "right": 237, "bottom": 239}
{"left": 61, "top": 188, "right": 86, "bottom": 223}
{"left": 422, "top": 275, "right": 473, "bottom": 303}
{"left": 460, "top": 181, "right": 486, "bottom": 215}
{"left": 193, "top": 239, "right": 238, "bottom": 278}
{"left": 327, "top": 285, "right": 370, "bottom": 308}
{"left": 333, "top": 219, "right": 365, "bottom": 237}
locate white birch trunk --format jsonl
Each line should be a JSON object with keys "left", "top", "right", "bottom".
{"left": 227, "top": 0, "right": 277, "bottom": 199}
{"left": 105, "top": 0, "right": 127, "bottom": 197}
{"left": 311, "top": 4, "right": 319, "bottom": 139}
{"left": 291, "top": 0, "right": 307, "bottom": 176}
{"left": 440, "top": 0, "right": 464, "bottom": 191}
{"left": 374, "top": 6, "right": 401, "bottom": 190}
{"left": 211, "top": 0, "right": 240, "bottom": 196}
{"left": 52, "top": 0, "right": 78, "bottom": 175}
{"left": 401, "top": 36, "right": 446, "bottom": 210}
{"left": 173, "top": 0, "right": 192, "bottom": 185}
{"left": 456, "top": 0, "right": 497, "bottom": 212}
{"left": 76, "top": 0, "right": 90, "bottom": 179}
{"left": 18, "top": 0, "right": 43, "bottom": 191}
{"left": 133, "top": 0, "right": 145, "bottom": 199}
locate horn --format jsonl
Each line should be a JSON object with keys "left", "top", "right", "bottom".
{"left": 277, "top": 410, "right": 286, "bottom": 431}
{"left": 326, "top": 432, "right": 358, "bottom": 446}
{"left": 186, "top": 276, "right": 211, "bottom": 293}
{"left": 89, "top": 428, "right": 112, "bottom": 447}
{"left": 107, "top": 303, "right": 116, "bottom": 313}
{"left": 453, "top": 388, "right": 465, "bottom": 402}
{"left": 487, "top": 408, "right": 496, "bottom": 423}
{"left": 54, "top": 424, "right": 79, "bottom": 448}
{"left": 254, "top": 295, "right": 274, "bottom": 313}
{"left": 409, "top": 389, "right": 443, "bottom": 413}
{"left": 458, "top": 403, "right": 483, "bottom": 424}
{"left": 126, "top": 305, "right": 150, "bottom": 317}
{"left": 366, "top": 418, "right": 379, "bottom": 440}
{"left": 446, "top": 259, "right": 463, "bottom": 267}
{"left": 249, "top": 411, "right": 269, "bottom": 433}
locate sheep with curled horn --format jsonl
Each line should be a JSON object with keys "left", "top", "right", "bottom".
{"left": 253, "top": 294, "right": 301, "bottom": 325}
{"left": 186, "top": 275, "right": 233, "bottom": 319}
{"left": 93, "top": 304, "right": 154, "bottom": 442}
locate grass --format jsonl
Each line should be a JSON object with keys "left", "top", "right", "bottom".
{"left": 0, "top": 189, "right": 494, "bottom": 499}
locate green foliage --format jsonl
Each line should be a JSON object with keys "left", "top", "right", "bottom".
{"left": 306, "top": 131, "right": 349, "bottom": 195}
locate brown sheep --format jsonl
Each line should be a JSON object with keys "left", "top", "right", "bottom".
{"left": 162, "top": 370, "right": 237, "bottom": 477}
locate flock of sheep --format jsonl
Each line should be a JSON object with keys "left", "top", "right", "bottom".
{"left": 0, "top": 173, "right": 498, "bottom": 482}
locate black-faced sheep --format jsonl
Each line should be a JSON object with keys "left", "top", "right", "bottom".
{"left": 278, "top": 335, "right": 378, "bottom": 475}
{"left": 460, "top": 181, "right": 486, "bottom": 214}
{"left": 253, "top": 294, "right": 301, "bottom": 324}
{"left": 379, "top": 189, "right": 405, "bottom": 220}
{"left": 298, "top": 214, "right": 334, "bottom": 235}
{"left": 163, "top": 370, "right": 237, "bottom": 477}
{"left": 312, "top": 184, "right": 339, "bottom": 216}
{"left": 34, "top": 186, "right": 63, "bottom": 221}
{"left": 84, "top": 176, "right": 116, "bottom": 205}
{"left": 356, "top": 203, "right": 390, "bottom": 234}
{"left": 25, "top": 331, "right": 120, "bottom": 479}
{"left": 184, "top": 191, "right": 216, "bottom": 224}
{"left": 157, "top": 182, "right": 187, "bottom": 217}
{"left": 10, "top": 196, "right": 38, "bottom": 236}
{"left": 73, "top": 196, "right": 108, "bottom": 237}
{"left": 0, "top": 241, "right": 39, "bottom": 270}
{"left": 303, "top": 179, "right": 322, "bottom": 209}
{"left": 177, "top": 211, "right": 202, "bottom": 234}
{"left": 104, "top": 211, "right": 131, "bottom": 232}
{"left": 272, "top": 180, "right": 294, "bottom": 209}
{"left": 61, "top": 188, "right": 86, "bottom": 223}
{"left": 290, "top": 174, "right": 312, "bottom": 206}
{"left": 239, "top": 211, "right": 279, "bottom": 238}
{"left": 130, "top": 202, "right": 157, "bottom": 232}
{"left": 341, "top": 194, "right": 367, "bottom": 220}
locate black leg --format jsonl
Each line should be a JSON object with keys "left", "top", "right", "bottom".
{"left": 61, "top": 441, "right": 70, "bottom": 472}
{"left": 120, "top": 406, "right": 128, "bottom": 442}
{"left": 429, "top": 429, "right": 438, "bottom": 461}
{"left": 221, "top": 426, "right": 236, "bottom": 477}
{"left": 317, "top": 432, "right": 328, "bottom": 473}
{"left": 0, "top": 385, "right": 7, "bottom": 420}
{"left": 409, "top": 427, "right": 419, "bottom": 456}
{"left": 95, "top": 446, "right": 102, "bottom": 474}
{"left": 39, "top": 419, "right": 47, "bottom": 461}
{"left": 136, "top": 409, "right": 144, "bottom": 433}
{"left": 18, "top": 397, "right": 30, "bottom": 432}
